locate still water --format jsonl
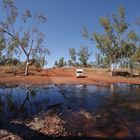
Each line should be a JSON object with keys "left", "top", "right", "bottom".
{"left": 0, "top": 83, "right": 140, "bottom": 137}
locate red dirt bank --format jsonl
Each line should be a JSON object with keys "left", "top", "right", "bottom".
{"left": 0, "top": 68, "right": 140, "bottom": 85}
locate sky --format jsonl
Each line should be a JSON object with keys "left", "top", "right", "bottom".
{"left": 1, "top": 0, "right": 140, "bottom": 67}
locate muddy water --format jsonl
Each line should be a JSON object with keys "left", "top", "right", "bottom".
{"left": 0, "top": 83, "right": 140, "bottom": 138}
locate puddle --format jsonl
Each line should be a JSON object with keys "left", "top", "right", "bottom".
{"left": 0, "top": 83, "right": 140, "bottom": 138}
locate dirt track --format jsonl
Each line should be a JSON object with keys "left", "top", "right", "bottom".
{"left": 0, "top": 68, "right": 140, "bottom": 85}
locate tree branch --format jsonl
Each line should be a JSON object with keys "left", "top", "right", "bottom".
{"left": 1, "top": 28, "right": 28, "bottom": 56}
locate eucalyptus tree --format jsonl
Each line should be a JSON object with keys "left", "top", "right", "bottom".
{"left": 82, "top": 6, "right": 137, "bottom": 69}
{"left": 69, "top": 48, "right": 76, "bottom": 66}
{"left": 0, "top": 0, "right": 49, "bottom": 75}
{"left": 58, "top": 57, "right": 66, "bottom": 68}
{"left": 54, "top": 58, "right": 66, "bottom": 68}
{"left": 77, "top": 46, "right": 91, "bottom": 67}
{"left": 68, "top": 59, "right": 73, "bottom": 67}
{"left": 32, "top": 48, "right": 50, "bottom": 68}
{"left": 94, "top": 7, "right": 128, "bottom": 66}
{"left": 95, "top": 53, "right": 103, "bottom": 68}
{"left": 54, "top": 60, "right": 58, "bottom": 68}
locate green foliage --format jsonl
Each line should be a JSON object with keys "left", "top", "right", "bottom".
{"left": 102, "top": 57, "right": 110, "bottom": 67}
{"left": 32, "top": 48, "right": 50, "bottom": 68}
{"left": 120, "top": 42, "right": 136, "bottom": 58}
{"left": 0, "top": 32, "right": 5, "bottom": 59}
{"left": 69, "top": 48, "right": 76, "bottom": 66}
{"left": 95, "top": 53, "right": 103, "bottom": 67}
{"left": 0, "top": 56, "right": 18, "bottom": 66}
{"left": 59, "top": 57, "right": 66, "bottom": 67}
{"left": 54, "top": 57, "right": 67, "bottom": 68}
{"left": 128, "top": 30, "right": 139, "bottom": 42}
{"left": 99, "top": 16, "right": 112, "bottom": 33}
{"left": 54, "top": 60, "right": 58, "bottom": 67}
{"left": 68, "top": 59, "right": 73, "bottom": 67}
{"left": 77, "top": 46, "right": 91, "bottom": 67}
{"left": 132, "top": 48, "right": 140, "bottom": 59}
{"left": 83, "top": 6, "right": 139, "bottom": 69}
{"left": 68, "top": 46, "right": 91, "bottom": 67}
{"left": 95, "top": 6, "right": 130, "bottom": 62}
{"left": 112, "top": 6, "right": 128, "bottom": 34}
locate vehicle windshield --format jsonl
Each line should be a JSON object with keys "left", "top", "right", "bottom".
{"left": 77, "top": 71, "right": 83, "bottom": 73}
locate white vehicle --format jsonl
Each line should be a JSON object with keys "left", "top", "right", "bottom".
{"left": 76, "top": 69, "right": 84, "bottom": 78}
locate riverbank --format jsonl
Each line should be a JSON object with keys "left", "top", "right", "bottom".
{"left": 0, "top": 68, "right": 140, "bottom": 86}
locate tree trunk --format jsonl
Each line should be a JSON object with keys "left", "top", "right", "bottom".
{"left": 13, "top": 66, "right": 16, "bottom": 76}
{"left": 110, "top": 60, "right": 113, "bottom": 76}
{"left": 25, "top": 56, "right": 29, "bottom": 76}
{"left": 130, "top": 61, "right": 133, "bottom": 77}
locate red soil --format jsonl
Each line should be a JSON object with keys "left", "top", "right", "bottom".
{"left": 0, "top": 68, "right": 139, "bottom": 85}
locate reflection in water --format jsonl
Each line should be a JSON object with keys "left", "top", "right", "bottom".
{"left": 110, "top": 83, "right": 114, "bottom": 93}
{"left": 0, "top": 84, "right": 139, "bottom": 119}
{"left": 0, "top": 85, "right": 50, "bottom": 121}
{"left": 0, "top": 83, "right": 140, "bottom": 138}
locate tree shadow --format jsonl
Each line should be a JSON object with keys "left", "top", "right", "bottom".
{"left": 76, "top": 75, "right": 87, "bottom": 78}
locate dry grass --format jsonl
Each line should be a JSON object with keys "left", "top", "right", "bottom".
{"left": 0, "top": 65, "right": 41, "bottom": 74}
{"left": 84, "top": 68, "right": 109, "bottom": 72}
{"left": 28, "top": 65, "right": 42, "bottom": 72}
{"left": 0, "top": 66, "right": 15, "bottom": 73}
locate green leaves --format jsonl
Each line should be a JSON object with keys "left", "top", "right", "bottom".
{"left": 99, "top": 17, "right": 112, "bottom": 33}
{"left": 55, "top": 57, "right": 67, "bottom": 68}
{"left": 77, "top": 46, "right": 91, "bottom": 67}
{"left": 132, "top": 48, "right": 140, "bottom": 59}
{"left": 91, "top": 6, "right": 136, "bottom": 65}
{"left": 112, "top": 6, "right": 128, "bottom": 34}
{"left": 119, "top": 6, "right": 125, "bottom": 19}
{"left": 128, "top": 30, "right": 139, "bottom": 42}
{"left": 69, "top": 48, "right": 76, "bottom": 64}
{"left": 82, "top": 5, "right": 139, "bottom": 70}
